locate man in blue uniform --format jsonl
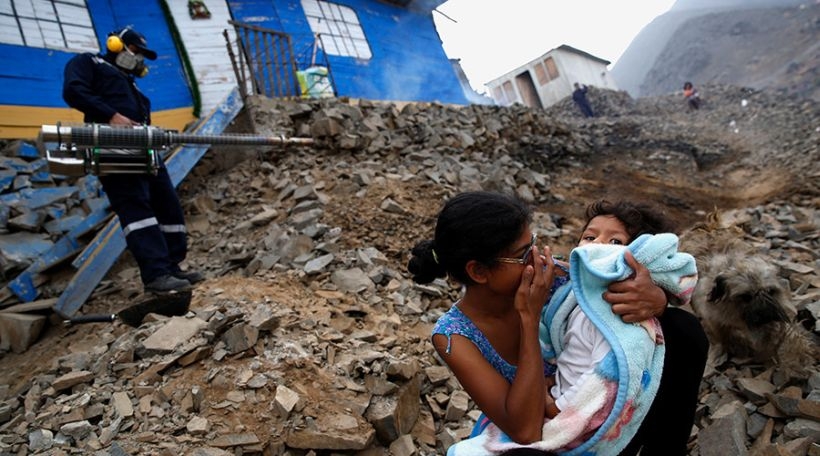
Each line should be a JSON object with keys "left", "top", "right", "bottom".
{"left": 63, "top": 27, "right": 202, "bottom": 294}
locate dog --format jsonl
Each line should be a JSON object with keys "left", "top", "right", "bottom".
{"left": 680, "top": 211, "right": 818, "bottom": 375}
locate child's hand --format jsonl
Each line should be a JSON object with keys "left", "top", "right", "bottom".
{"left": 603, "top": 251, "right": 667, "bottom": 322}
{"left": 515, "top": 245, "right": 555, "bottom": 318}
{"left": 544, "top": 385, "right": 559, "bottom": 418}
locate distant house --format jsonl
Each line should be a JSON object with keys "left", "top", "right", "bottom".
{"left": 486, "top": 44, "right": 617, "bottom": 109}
{"left": 0, "top": 0, "right": 468, "bottom": 139}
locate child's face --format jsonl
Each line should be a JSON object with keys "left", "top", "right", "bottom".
{"left": 579, "top": 215, "right": 630, "bottom": 246}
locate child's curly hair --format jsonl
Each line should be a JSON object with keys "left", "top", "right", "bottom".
{"left": 582, "top": 199, "right": 677, "bottom": 242}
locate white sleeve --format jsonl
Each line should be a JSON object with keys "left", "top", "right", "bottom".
{"left": 551, "top": 306, "right": 610, "bottom": 411}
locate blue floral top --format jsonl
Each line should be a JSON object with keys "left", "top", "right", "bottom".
{"left": 432, "top": 274, "right": 569, "bottom": 382}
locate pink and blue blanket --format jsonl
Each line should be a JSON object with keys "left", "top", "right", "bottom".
{"left": 448, "top": 233, "right": 698, "bottom": 456}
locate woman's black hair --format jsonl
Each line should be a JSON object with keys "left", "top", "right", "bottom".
{"left": 582, "top": 199, "right": 676, "bottom": 242}
{"left": 407, "top": 191, "right": 531, "bottom": 285}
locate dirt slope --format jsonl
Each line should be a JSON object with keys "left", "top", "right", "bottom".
{"left": 612, "top": 0, "right": 819, "bottom": 100}
{"left": 0, "top": 85, "right": 817, "bottom": 455}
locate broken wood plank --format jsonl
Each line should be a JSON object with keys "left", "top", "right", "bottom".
{"left": 0, "top": 297, "right": 57, "bottom": 314}
{"left": 0, "top": 169, "right": 14, "bottom": 192}
{"left": 0, "top": 157, "right": 47, "bottom": 174}
{"left": 0, "top": 186, "right": 78, "bottom": 210}
{"left": 5, "top": 206, "right": 111, "bottom": 301}
{"left": 0, "top": 233, "right": 53, "bottom": 270}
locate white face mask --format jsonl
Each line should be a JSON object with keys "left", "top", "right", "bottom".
{"left": 114, "top": 48, "right": 148, "bottom": 77}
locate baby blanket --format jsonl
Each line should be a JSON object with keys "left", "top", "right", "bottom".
{"left": 448, "top": 233, "right": 698, "bottom": 456}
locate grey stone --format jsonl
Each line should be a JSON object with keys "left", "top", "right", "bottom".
{"left": 783, "top": 418, "right": 820, "bottom": 441}
{"left": 444, "top": 390, "right": 470, "bottom": 422}
{"left": 389, "top": 434, "right": 417, "bottom": 456}
{"left": 187, "top": 416, "right": 211, "bottom": 435}
{"left": 140, "top": 316, "right": 207, "bottom": 356}
{"left": 304, "top": 253, "right": 334, "bottom": 274}
{"left": 331, "top": 267, "right": 374, "bottom": 293}
{"left": 380, "top": 198, "right": 406, "bottom": 214}
{"left": 286, "top": 420, "right": 375, "bottom": 450}
{"left": 221, "top": 323, "right": 259, "bottom": 354}
{"left": 52, "top": 370, "right": 94, "bottom": 392}
{"left": 0, "top": 312, "right": 46, "bottom": 354}
{"left": 111, "top": 391, "right": 133, "bottom": 418}
{"left": 28, "top": 428, "right": 54, "bottom": 452}
{"left": 698, "top": 401, "right": 748, "bottom": 456}
{"left": 60, "top": 419, "right": 94, "bottom": 440}
{"left": 274, "top": 384, "right": 301, "bottom": 417}
{"left": 737, "top": 378, "right": 775, "bottom": 403}
{"left": 424, "top": 366, "right": 452, "bottom": 386}
{"left": 209, "top": 433, "right": 260, "bottom": 448}
{"left": 365, "top": 375, "right": 421, "bottom": 445}
{"left": 247, "top": 208, "right": 279, "bottom": 226}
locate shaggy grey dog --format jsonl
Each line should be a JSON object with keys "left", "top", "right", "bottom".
{"left": 681, "top": 212, "right": 817, "bottom": 375}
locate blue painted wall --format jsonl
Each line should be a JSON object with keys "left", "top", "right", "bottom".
{"left": 227, "top": 0, "right": 468, "bottom": 104}
{"left": 0, "top": 0, "right": 193, "bottom": 112}
{"left": 0, "top": 0, "right": 467, "bottom": 111}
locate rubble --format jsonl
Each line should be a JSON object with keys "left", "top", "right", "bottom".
{"left": 0, "top": 85, "right": 817, "bottom": 454}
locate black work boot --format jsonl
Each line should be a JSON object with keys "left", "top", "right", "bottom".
{"left": 172, "top": 270, "right": 204, "bottom": 284}
{"left": 144, "top": 274, "right": 192, "bottom": 294}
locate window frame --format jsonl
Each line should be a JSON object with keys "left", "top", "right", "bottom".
{"left": 544, "top": 56, "right": 559, "bottom": 80}
{"left": 534, "top": 62, "right": 549, "bottom": 85}
{"left": 301, "top": 0, "right": 372, "bottom": 60}
{"left": 0, "top": 0, "right": 99, "bottom": 53}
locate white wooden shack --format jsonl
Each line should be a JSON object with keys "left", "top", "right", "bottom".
{"left": 486, "top": 44, "right": 618, "bottom": 109}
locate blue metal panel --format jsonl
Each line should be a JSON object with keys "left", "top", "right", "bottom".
{"left": 54, "top": 87, "right": 243, "bottom": 316}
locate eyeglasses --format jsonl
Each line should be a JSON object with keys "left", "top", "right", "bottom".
{"left": 496, "top": 233, "right": 537, "bottom": 265}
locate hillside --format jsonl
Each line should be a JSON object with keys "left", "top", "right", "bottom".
{"left": 0, "top": 83, "right": 817, "bottom": 454}
{"left": 611, "top": 0, "right": 818, "bottom": 100}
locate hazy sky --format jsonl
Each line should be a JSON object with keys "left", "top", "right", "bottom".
{"left": 433, "top": 0, "right": 676, "bottom": 93}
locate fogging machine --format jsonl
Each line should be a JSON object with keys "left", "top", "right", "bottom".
{"left": 40, "top": 123, "right": 315, "bottom": 176}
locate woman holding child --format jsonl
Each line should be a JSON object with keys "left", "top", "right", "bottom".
{"left": 408, "top": 192, "right": 708, "bottom": 456}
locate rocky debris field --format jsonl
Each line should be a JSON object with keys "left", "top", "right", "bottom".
{"left": 0, "top": 84, "right": 818, "bottom": 455}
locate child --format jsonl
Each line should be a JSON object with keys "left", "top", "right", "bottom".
{"left": 683, "top": 81, "right": 701, "bottom": 110}
{"left": 408, "top": 193, "right": 681, "bottom": 454}
{"left": 548, "top": 199, "right": 679, "bottom": 418}
{"left": 533, "top": 200, "right": 698, "bottom": 456}
{"left": 576, "top": 201, "right": 707, "bottom": 456}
